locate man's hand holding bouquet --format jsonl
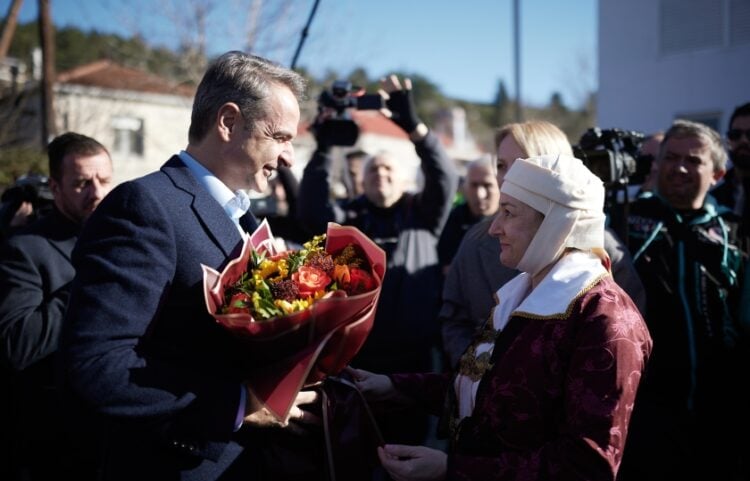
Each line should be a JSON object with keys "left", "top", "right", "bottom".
{"left": 202, "top": 220, "right": 385, "bottom": 421}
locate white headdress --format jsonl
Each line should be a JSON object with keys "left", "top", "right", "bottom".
{"left": 500, "top": 153, "right": 606, "bottom": 276}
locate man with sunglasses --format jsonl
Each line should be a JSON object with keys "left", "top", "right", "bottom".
{"left": 712, "top": 102, "right": 750, "bottom": 253}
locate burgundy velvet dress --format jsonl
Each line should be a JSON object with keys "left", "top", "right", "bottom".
{"left": 392, "top": 252, "right": 652, "bottom": 480}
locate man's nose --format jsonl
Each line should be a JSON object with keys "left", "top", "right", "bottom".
{"left": 280, "top": 144, "right": 295, "bottom": 168}
{"left": 91, "top": 181, "right": 108, "bottom": 200}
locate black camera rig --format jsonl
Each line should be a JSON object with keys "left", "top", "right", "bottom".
{"left": 573, "top": 128, "right": 649, "bottom": 188}
{"left": 573, "top": 128, "right": 650, "bottom": 243}
{"left": 315, "top": 80, "right": 384, "bottom": 146}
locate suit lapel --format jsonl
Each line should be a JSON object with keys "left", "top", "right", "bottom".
{"left": 239, "top": 211, "right": 259, "bottom": 234}
{"left": 161, "top": 156, "right": 243, "bottom": 258}
{"left": 47, "top": 235, "right": 77, "bottom": 263}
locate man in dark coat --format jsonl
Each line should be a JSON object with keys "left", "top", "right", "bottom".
{"left": 619, "top": 119, "right": 749, "bottom": 481}
{"left": 0, "top": 132, "right": 113, "bottom": 480}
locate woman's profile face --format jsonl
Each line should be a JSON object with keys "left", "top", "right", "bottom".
{"left": 488, "top": 193, "right": 544, "bottom": 269}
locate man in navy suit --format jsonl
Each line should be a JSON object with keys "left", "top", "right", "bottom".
{"left": 59, "top": 52, "right": 318, "bottom": 480}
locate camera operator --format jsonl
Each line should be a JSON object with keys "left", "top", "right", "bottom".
{"left": 298, "top": 74, "right": 459, "bottom": 446}
{"left": 0, "top": 132, "right": 113, "bottom": 480}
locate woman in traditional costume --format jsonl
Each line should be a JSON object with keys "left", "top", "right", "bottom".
{"left": 352, "top": 153, "right": 652, "bottom": 480}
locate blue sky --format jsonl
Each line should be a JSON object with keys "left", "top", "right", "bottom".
{"left": 3, "top": 0, "right": 597, "bottom": 107}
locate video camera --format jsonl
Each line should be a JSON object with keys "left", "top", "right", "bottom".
{"left": 315, "top": 80, "right": 385, "bottom": 147}
{"left": 573, "top": 128, "right": 652, "bottom": 243}
{"left": 573, "top": 128, "right": 649, "bottom": 188}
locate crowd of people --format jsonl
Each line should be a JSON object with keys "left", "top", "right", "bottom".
{"left": 0, "top": 50, "right": 747, "bottom": 481}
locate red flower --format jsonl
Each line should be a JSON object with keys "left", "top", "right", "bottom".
{"left": 225, "top": 292, "right": 251, "bottom": 314}
{"left": 347, "top": 267, "right": 375, "bottom": 294}
{"left": 292, "top": 266, "right": 331, "bottom": 297}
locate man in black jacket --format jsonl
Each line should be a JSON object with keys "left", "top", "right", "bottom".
{"left": 0, "top": 132, "right": 113, "bottom": 480}
{"left": 298, "top": 74, "right": 458, "bottom": 445}
{"left": 619, "top": 119, "right": 749, "bottom": 481}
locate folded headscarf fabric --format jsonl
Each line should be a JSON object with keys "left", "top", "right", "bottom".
{"left": 500, "top": 153, "right": 606, "bottom": 276}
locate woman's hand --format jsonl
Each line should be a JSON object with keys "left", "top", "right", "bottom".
{"left": 377, "top": 444, "right": 447, "bottom": 481}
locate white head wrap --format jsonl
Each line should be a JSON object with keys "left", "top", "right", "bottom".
{"left": 500, "top": 153, "right": 606, "bottom": 276}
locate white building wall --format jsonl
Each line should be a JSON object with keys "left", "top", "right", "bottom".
{"left": 54, "top": 85, "right": 192, "bottom": 185}
{"left": 598, "top": 0, "right": 750, "bottom": 135}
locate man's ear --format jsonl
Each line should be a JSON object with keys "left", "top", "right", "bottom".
{"left": 48, "top": 176, "right": 60, "bottom": 198}
{"left": 217, "top": 102, "right": 241, "bottom": 141}
{"left": 712, "top": 168, "right": 726, "bottom": 186}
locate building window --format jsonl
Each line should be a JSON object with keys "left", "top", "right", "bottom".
{"left": 660, "top": 0, "right": 723, "bottom": 54}
{"left": 111, "top": 116, "right": 144, "bottom": 157}
{"left": 730, "top": 0, "right": 750, "bottom": 45}
{"left": 661, "top": 0, "right": 750, "bottom": 53}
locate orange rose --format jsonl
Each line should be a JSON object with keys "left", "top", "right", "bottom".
{"left": 333, "top": 264, "right": 351, "bottom": 286}
{"left": 292, "top": 266, "right": 331, "bottom": 297}
{"left": 347, "top": 267, "right": 375, "bottom": 294}
{"left": 225, "top": 292, "right": 251, "bottom": 314}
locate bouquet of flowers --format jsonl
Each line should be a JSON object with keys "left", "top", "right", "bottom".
{"left": 202, "top": 220, "right": 385, "bottom": 420}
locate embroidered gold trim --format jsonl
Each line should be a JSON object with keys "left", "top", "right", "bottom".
{"left": 456, "top": 321, "right": 498, "bottom": 382}
{"left": 511, "top": 272, "right": 608, "bottom": 320}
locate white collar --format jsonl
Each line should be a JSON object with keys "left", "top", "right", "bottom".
{"left": 496, "top": 251, "right": 607, "bottom": 320}
{"left": 178, "top": 151, "right": 250, "bottom": 223}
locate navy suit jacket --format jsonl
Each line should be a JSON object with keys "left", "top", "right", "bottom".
{"left": 60, "top": 156, "right": 268, "bottom": 480}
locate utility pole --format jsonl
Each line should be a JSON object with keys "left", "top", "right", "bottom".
{"left": 38, "top": 0, "right": 56, "bottom": 147}
{"left": 513, "top": 0, "right": 522, "bottom": 121}
{"left": 0, "top": 0, "right": 25, "bottom": 61}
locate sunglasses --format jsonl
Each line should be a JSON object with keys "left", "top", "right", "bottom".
{"left": 727, "top": 129, "right": 750, "bottom": 141}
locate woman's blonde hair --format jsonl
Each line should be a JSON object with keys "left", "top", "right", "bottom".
{"left": 494, "top": 120, "right": 573, "bottom": 159}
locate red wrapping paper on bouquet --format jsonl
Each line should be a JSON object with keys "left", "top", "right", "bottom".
{"left": 202, "top": 220, "right": 386, "bottom": 420}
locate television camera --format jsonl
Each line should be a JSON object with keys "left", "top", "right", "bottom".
{"left": 573, "top": 128, "right": 651, "bottom": 242}
{"left": 314, "top": 80, "right": 385, "bottom": 146}
{"left": 573, "top": 128, "right": 649, "bottom": 188}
